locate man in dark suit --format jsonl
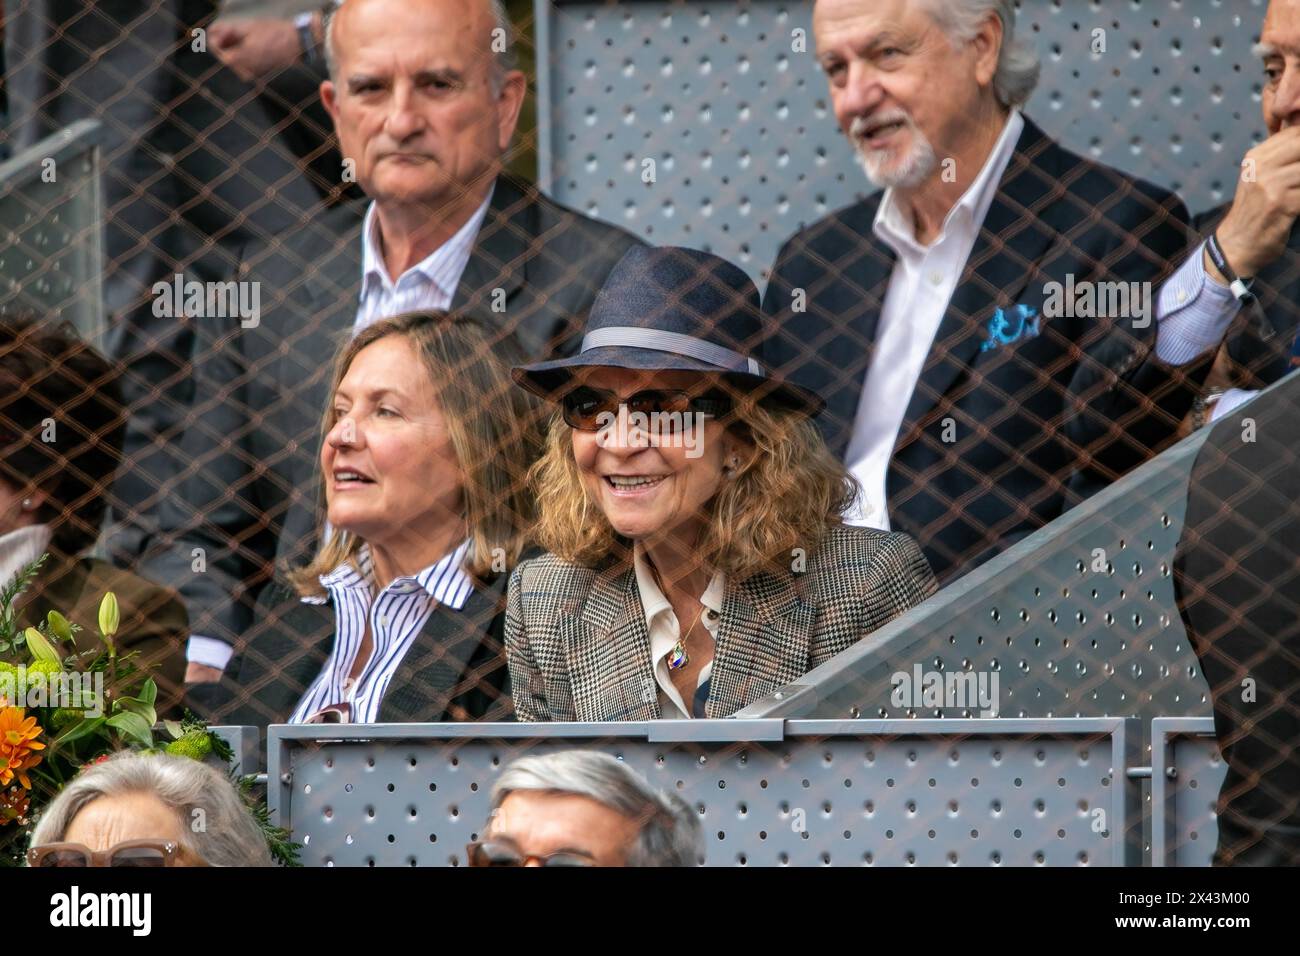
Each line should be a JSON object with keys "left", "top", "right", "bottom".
{"left": 1174, "top": 372, "right": 1300, "bottom": 865}
{"left": 139, "top": 0, "right": 643, "bottom": 683}
{"left": 761, "top": 0, "right": 1215, "bottom": 584}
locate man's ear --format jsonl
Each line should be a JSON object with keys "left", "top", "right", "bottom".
{"left": 972, "top": 11, "right": 1004, "bottom": 90}
{"left": 321, "top": 79, "right": 340, "bottom": 124}
{"left": 496, "top": 70, "right": 528, "bottom": 154}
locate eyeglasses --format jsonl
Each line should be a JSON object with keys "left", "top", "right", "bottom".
{"left": 561, "top": 386, "right": 731, "bottom": 432}
{"left": 465, "top": 840, "right": 595, "bottom": 868}
{"left": 27, "top": 840, "right": 182, "bottom": 868}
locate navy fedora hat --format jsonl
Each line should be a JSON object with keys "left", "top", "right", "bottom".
{"left": 512, "top": 245, "right": 824, "bottom": 416}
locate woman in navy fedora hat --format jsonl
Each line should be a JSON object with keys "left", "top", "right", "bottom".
{"left": 505, "top": 246, "right": 936, "bottom": 721}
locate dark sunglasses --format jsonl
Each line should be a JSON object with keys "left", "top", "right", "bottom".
{"left": 561, "top": 386, "right": 731, "bottom": 432}
{"left": 28, "top": 840, "right": 182, "bottom": 868}
{"left": 466, "top": 840, "right": 595, "bottom": 868}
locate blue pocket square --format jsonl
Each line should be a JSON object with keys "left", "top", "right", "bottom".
{"left": 980, "top": 304, "right": 1041, "bottom": 352}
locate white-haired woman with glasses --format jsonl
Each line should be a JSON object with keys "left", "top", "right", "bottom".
{"left": 26, "top": 751, "right": 272, "bottom": 867}
{"left": 471, "top": 749, "right": 703, "bottom": 867}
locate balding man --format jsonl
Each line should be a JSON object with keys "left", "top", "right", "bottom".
{"left": 761, "top": 0, "right": 1222, "bottom": 584}
{"left": 144, "top": 0, "right": 644, "bottom": 683}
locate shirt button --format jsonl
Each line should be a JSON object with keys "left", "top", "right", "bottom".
{"left": 1176, "top": 289, "right": 1188, "bottom": 304}
{"left": 929, "top": 271, "right": 943, "bottom": 286}
{"left": 379, "top": 615, "right": 389, "bottom": 627}
{"left": 706, "top": 609, "right": 720, "bottom": 620}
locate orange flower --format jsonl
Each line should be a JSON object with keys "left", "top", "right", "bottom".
{"left": 0, "top": 707, "right": 45, "bottom": 790}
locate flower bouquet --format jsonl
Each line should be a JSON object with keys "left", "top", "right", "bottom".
{"left": 0, "top": 554, "right": 297, "bottom": 866}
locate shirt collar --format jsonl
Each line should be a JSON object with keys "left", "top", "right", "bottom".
{"left": 305, "top": 539, "right": 476, "bottom": 610}
{"left": 360, "top": 190, "right": 493, "bottom": 297}
{"left": 0, "top": 524, "right": 52, "bottom": 591}
{"left": 873, "top": 108, "right": 1024, "bottom": 254}
{"left": 632, "top": 543, "right": 725, "bottom": 621}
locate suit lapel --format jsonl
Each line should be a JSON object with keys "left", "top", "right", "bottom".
{"left": 378, "top": 579, "right": 506, "bottom": 723}
{"left": 451, "top": 177, "right": 530, "bottom": 332}
{"left": 559, "top": 560, "right": 660, "bottom": 721}
{"left": 708, "top": 570, "right": 814, "bottom": 718}
{"left": 826, "top": 207, "right": 897, "bottom": 447}
{"left": 897, "top": 118, "right": 1062, "bottom": 443}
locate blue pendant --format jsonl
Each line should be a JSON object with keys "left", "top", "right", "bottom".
{"left": 667, "top": 641, "right": 689, "bottom": 670}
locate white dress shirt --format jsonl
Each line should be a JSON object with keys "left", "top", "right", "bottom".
{"left": 288, "top": 539, "right": 475, "bottom": 724}
{"left": 632, "top": 543, "right": 724, "bottom": 719}
{"left": 843, "top": 111, "right": 1026, "bottom": 528}
{"left": 186, "top": 191, "right": 492, "bottom": 671}
{"left": 844, "top": 109, "right": 1245, "bottom": 530}
{"left": 0, "top": 524, "right": 52, "bottom": 592}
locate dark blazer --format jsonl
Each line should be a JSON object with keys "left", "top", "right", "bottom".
{"left": 1191, "top": 205, "right": 1300, "bottom": 390}
{"left": 16, "top": 552, "right": 188, "bottom": 715}
{"left": 194, "top": 570, "right": 513, "bottom": 728}
{"left": 761, "top": 117, "right": 1206, "bottom": 584}
{"left": 505, "top": 526, "right": 937, "bottom": 721}
{"left": 1174, "top": 370, "right": 1300, "bottom": 866}
{"left": 138, "top": 176, "right": 645, "bottom": 651}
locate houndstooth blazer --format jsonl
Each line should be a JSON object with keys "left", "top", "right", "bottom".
{"left": 505, "top": 525, "right": 938, "bottom": 721}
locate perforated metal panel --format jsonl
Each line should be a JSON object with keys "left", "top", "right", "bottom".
{"left": 0, "top": 120, "right": 105, "bottom": 345}
{"left": 535, "top": 0, "right": 1266, "bottom": 286}
{"left": 1151, "top": 717, "right": 1225, "bottom": 867}
{"left": 268, "top": 718, "right": 1139, "bottom": 867}
{"left": 738, "top": 425, "right": 1215, "bottom": 726}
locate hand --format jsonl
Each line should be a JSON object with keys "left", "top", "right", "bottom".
{"left": 185, "top": 662, "right": 225, "bottom": 684}
{"left": 208, "top": 18, "right": 303, "bottom": 83}
{"left": 1211, "top": 127, "right": 1300, "bottom": 282}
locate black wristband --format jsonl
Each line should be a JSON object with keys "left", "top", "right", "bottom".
{"left": 1205, "top": 231, "right": 1256, "bottom": 302}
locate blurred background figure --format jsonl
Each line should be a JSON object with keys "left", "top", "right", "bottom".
{"left": 0, "top": 317, "right": 186, "bottom": 713}
{"left": 27, "top": 751, "right": 273, "bottom": 866}
{"left": 508, "top": 247, "right": 936, "bottom": 722}
{"left": 472, "top": 749, "right": 703, "bottom": 867}
{"left": 1175, "top": 372, "right": 1300, "bottom": 866}
{"left": 197, "top": 312, "right": 539, "bottom": 727}
{"left": 138, "top": 0, "right": 642, "bottom": 688}
{"left": 1, "top": 0, "right": 333, "bottom": 567}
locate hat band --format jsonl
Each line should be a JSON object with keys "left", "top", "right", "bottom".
{"left": 580, "top": 326, "right": 763, "bottom": 375}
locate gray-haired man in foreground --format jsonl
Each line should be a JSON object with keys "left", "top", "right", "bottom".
{"left": 471, "top": 751, "right": 704, "bottom": 867}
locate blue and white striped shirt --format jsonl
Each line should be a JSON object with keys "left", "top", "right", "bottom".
{"left": 288, "top": 539, "right": 476, "bottom": 724}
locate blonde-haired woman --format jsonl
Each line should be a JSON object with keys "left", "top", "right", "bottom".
{"left": 220, "top": 311, "right": 540, "bottom": 726}
{"left": 506, "top": 247, "right": 937, "bottom": 721}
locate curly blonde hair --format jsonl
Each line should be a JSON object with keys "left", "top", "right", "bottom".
{"left": 528, "top": 390, "right": 859, "bottom": 580}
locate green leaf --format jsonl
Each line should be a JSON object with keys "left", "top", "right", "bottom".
{"left": 24, "top": 627, "right": 61, "bottom": 664}
{"left": 163, "top": 720, "right": 184, "bottom": 740}
{"left": 113, "top": 697, "right": 157, "bottom": 728}
{"left": 106, "top": 711, "right": 153, "bottom": 748}
{"left": 138, "top": 678, "right": 157, "bottom": 707}
{"left": 52, "top": 715, "right": 107, "bottom": 747}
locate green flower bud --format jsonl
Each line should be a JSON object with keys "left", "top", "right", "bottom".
{"left": 164, "top": 731, "right": 213, "bottom": 761}
{"left": 98, "top": 592, "right": 120, "bottom": 643}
